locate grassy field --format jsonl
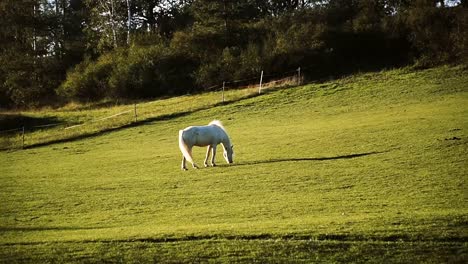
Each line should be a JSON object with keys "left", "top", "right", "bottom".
{"left": 1, "top": 65, "right": 467, "bottom": 263}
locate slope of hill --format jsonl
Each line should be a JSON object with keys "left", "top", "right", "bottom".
{"left": 1, "top": 66, "right": 467, "bottom": 262}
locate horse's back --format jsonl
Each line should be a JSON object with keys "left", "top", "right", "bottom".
{"left": 181, "top": 125, "right": 222, "bottom": 147}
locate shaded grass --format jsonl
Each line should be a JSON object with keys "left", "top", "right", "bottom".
{"left": 1, "top": 239, "right": 466, "bottom": 263}
{"left": 0, "top": 65, "right": 467, "bottom": 262}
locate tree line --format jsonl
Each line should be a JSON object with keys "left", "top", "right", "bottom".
{"left": 0, "top": 0, "right": 466, "bottom": 108}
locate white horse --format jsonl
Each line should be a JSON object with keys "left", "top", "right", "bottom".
{"left": 179, "top": 120, "right": 234, "bottom": 170}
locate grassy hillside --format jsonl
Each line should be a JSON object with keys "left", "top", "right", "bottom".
{"left": 0, "top": 66, "right": 467, "bottom": 263}
{"left": 0, "top": 84, "right": 261, "bottom": 150}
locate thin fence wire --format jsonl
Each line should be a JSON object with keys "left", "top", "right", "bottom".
{"left": 0, "top": 127, "right": 23, "bottom": 134}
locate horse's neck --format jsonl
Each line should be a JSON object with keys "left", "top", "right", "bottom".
{"left": 220, "top": 133, "right": 231, "bottom": 149}
{"left": 221, "top": 136, "right": 231, "bottom": 149}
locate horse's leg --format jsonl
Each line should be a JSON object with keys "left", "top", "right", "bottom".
{"left": 189, "top": 148, "right": 199, "bottom": 169}
{"left": 204, "top": 146, "right": 212, "bottom": 167}
{"left": 211, "top": 145, "right": 217, "bottom": 167}
{"left": 181, "top": 156, "right": 187, "bottom": 171}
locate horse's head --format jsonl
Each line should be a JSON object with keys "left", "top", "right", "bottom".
{"left": 223, "top": 145, "right": 234, "bottom": 164}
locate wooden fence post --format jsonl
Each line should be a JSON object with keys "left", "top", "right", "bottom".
{"left": 222, "top": 81, "right": 225, "bottom": 103}
{"left": 297, "top": 67, "right": 301, "bottom": 85}
{"left": 22, "top": 126, "right": 25, "bottom": 149}
{"left": 134, "top": 104, "right": 137, "bottom": 122}
{"left": 259, "top": 70, "right": 264, "bottom": 94}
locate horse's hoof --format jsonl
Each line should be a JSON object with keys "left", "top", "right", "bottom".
{"left": 182, "top": 168, "right": 188, "bottom": 171}
{"left": 204, "top": 163, "right": 209, "bottom": 168}
{"left": 212, "top": 164, "right": 217, "bottom": 167}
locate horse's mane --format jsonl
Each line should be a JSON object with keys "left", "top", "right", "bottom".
{"left": 209, "top": 120, "right": 226, "bottom": 131}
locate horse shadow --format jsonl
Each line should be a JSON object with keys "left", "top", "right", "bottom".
{"left": 227, "top": 151, "right": 387, "bottom": 167}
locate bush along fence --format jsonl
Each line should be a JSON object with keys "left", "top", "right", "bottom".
{"left": 0, "top": 68, "right": 304, "bottom": 150}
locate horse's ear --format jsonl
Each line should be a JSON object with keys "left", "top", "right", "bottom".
{"left": 231, "top": 145, "right": 234, "bottom": 149}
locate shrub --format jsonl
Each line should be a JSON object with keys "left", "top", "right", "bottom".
{"left": 58, "top": 45, "right": 197, "bottom": 101}
{"left": 57, "top": 54, "right": 115, "bottom": 101}
{"left": 109, "top": 45, "right": 197, "bottom": 98}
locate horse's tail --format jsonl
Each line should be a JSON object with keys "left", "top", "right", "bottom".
{"left": 179, "top": 130, "right": 194, "bottom": 164}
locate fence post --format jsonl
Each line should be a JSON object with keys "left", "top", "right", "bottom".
{"left": 22, "top": 126, "right": 25, "bottom": 149}
{"left": 222, "top": 81, "right": 225, "bottom": 103}
{"left": 134, "top": 104, "right": 137, "bottom": 122}
{"left": 297, "top": 67, "right": 301, "bottom": 85}
{"left": 259, "top": 70, "right": 264, "bottom": 94}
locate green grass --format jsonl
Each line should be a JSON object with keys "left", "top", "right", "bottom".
{"left": 1, "top": 65, "right": 467, "bottom": 263}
